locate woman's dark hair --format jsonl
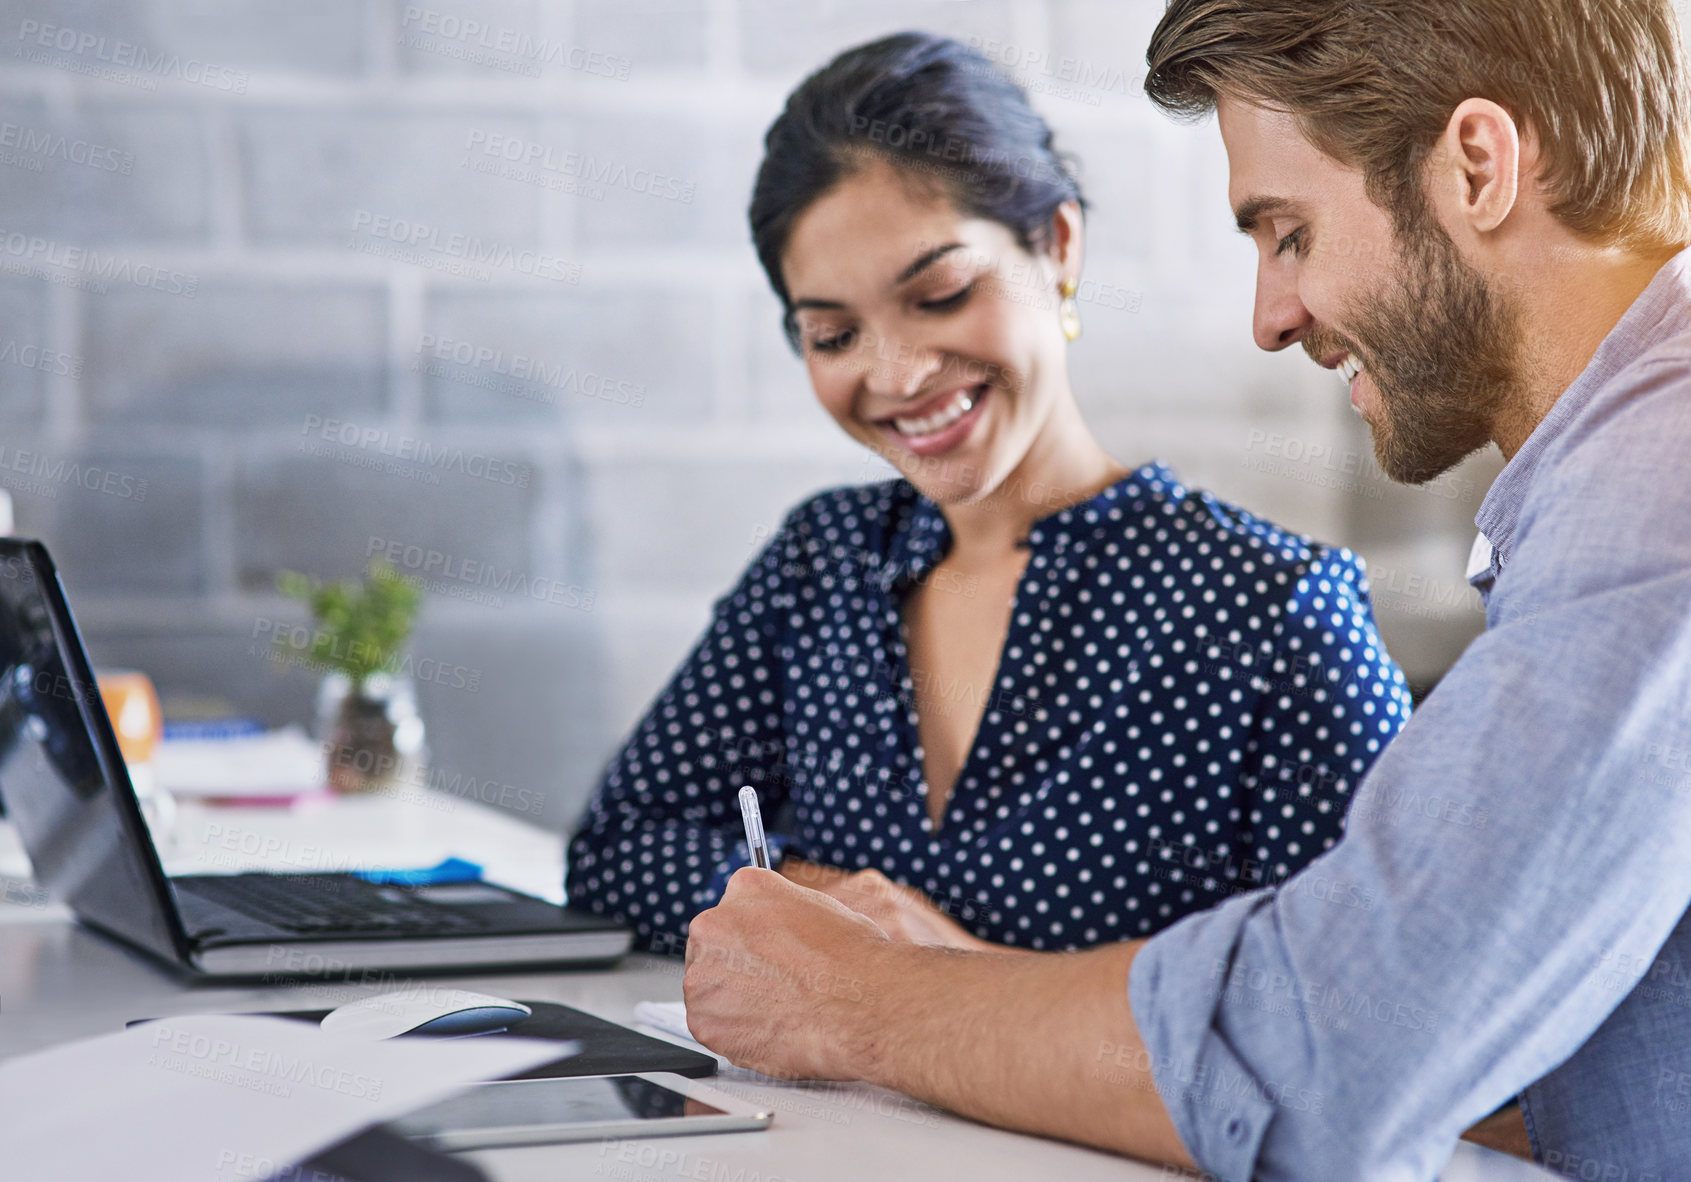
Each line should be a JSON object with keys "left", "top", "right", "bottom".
{"left": 749, "top": 31, "right": 1089, "bottom": 352}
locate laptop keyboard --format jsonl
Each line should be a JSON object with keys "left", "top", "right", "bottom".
{"left": 183, "top": 874, "right": 491, "bottom": 935}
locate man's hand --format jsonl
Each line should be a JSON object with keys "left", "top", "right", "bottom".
{"left": 683, "top": 867, "right": 893, "bottom": 1079}
{"left": 681, "top": 867, "right": 1194, "bottom": 1169}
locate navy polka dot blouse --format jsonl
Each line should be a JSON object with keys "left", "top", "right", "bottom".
{"left": 567, "top": 461, "right": 1412, "bottom": 952}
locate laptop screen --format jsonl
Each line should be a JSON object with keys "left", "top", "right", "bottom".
{"left": 0, "top": 541, "right": 184, "bottom": 961}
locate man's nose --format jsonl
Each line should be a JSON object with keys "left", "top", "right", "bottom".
{"left": 1253, "top": 263, "right": 1314, "bottom": 352}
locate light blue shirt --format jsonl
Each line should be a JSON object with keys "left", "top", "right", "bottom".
{"left": 1129, "top": 245, "right": 1691, "bottom": 1180}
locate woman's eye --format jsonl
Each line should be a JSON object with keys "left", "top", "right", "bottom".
{"left": 919, "top": 282, "right": 975, "bottom": 311}
{"left": 1275, "top": 227, "right": 1309, "bottom": 258}
{"left": 809, "top": 328, "right": 856, "bottom": 354}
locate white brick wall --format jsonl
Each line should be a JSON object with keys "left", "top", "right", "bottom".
{"left": 0, "top": 0, "right": 1613, "bottom": 827}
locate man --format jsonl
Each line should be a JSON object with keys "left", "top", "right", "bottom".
{"left": 680, "top": 2, "right": 1691, "bottom": 1176}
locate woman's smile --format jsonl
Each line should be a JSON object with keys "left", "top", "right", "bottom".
{"left": 873, "top": 381, "right": 992, "bottom": 457}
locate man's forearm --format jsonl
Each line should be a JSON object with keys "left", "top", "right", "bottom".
{"left": 845, "top": 938, "right": 1196, "bottom": 1167}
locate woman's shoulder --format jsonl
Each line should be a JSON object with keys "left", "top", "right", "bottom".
{"left": 721, "top": 479, "right": 921, "bottom": 619}
{"left": 768, "top": 477, "right": 923, "bottom": 550}
{"left": 1136, "top": 461, "right": 1368, "bottom": 588}
{"left": 1130, "top": 465, "right": 1396, "bottom": 685}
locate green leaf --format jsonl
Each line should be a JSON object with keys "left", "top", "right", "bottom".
{"left": 274, "top": 559, "right": 423, "bottom": 691}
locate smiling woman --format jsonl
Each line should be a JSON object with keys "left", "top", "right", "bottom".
{"left": 565, "top": 31, "right": 1413, "bottom": 954}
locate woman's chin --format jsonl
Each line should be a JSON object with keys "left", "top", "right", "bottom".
{"left": 909, "top": 479, "right": 980, "bottom": 506}
{"left": 876, "top": 450, "right": 971, "bottom": 497}
{"left": 903, "top": 461, "right": 1010, "bottom": 508}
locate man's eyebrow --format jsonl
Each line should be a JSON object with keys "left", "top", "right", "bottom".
{"left": 1234, "top": 196, "right": 1293, "bottom": 234}
{"left": 790, "top": 243, "right": 968, "bottom": 310}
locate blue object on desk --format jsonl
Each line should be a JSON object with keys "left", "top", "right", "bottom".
{"left": 353, "top": 857, "right": 484, "bottom": 886}
{"left": 162, "top": 717, "right": 266, "bottom": 741}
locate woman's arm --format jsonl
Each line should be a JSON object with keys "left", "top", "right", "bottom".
{"left": 565, "top": 517, "right": 800, "bottom": 952}
{"left": 1234, "top": 546, "right": 1413, "bottom": 885}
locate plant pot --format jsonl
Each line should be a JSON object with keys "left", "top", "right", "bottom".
{"left": 316, "top": 671, "right": 426, "bottom": 794}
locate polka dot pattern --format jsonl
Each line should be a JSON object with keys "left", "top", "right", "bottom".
{"left": 566, "top": 462, "right": 1412, "bottom": 952}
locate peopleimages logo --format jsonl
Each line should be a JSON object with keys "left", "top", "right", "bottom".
{"left": 300, "top": 415, "right": 532, "bottom": 487}
{"left": 0, "top": 341, "right": 81, "bottom": 377}
{"left": 400, "top": 7, "right": 631, "bottom": 80}
{"left": 254, "top": 617, "right": 484, "bottom": 693}
{"left": 0, "top": 229, "right": 197, "bottom": 296}
{"left": 349, "top": 209, "right": 585, "bottom": 284}
{"left": 15, "top": 20, "right": 249, "bottom": 92}
{"left": 146, "top": 1023, "right": 383, "bottom": 1101}
{"left": 0, "top": 447, "right": 147, "bottom": 501}
{"left": 962, "top": 35, "right": 1141, "bottom": 98}
{"left": 364, "top": 536, "right": 597, "bottom": 613}
{"left": 416, "top": 334, "right": 645, "bottom": 408}
{"left": 462, "top": 130, "right": 695, "bottom": 204}
{"left": 0, "top": 122, "right": 132, "bottom": 173}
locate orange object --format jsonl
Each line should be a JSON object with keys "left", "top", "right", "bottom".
{"left": 97, "top": 669, "right": 163, "bottom": 767}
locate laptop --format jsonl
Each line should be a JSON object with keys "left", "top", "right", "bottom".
{"left": 0, "top": 538, "right": 632, "bottom": 978}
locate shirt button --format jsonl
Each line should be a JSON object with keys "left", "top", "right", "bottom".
{"left": 1225, "top": 1117, "right": 1247, "bottom": 1142}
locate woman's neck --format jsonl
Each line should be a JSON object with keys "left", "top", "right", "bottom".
{"left": 938, "top": 395, "right": 1128, "bottom": 562}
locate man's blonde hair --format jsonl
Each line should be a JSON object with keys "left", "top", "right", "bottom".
{"left": 1146, "top": 0, "right": 1691, "bottom": 251}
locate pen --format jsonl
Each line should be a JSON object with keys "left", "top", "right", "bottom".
{"left": 738, "top": 785, "right": 771, "bottom": 870}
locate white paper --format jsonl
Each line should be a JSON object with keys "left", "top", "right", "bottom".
{"left": 0, "top": 1013, "right": 572, "bottom": 1182}
{"left": 632, "top": 999, "right": 699, "bottom": 1046}
{"left": 156, "top": 726, "right": 327, "bottom": 799}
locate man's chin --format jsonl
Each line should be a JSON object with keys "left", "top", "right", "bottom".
{"left": 1368, "top": 425, "right": 1474, "bottom": 486}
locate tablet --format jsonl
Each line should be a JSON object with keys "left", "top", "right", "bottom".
{"left": 385, "top": 1072, "right": 774, "bottom": 1151}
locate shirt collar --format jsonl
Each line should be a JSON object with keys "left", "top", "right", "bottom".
{"left": 882, "top": 460, "right": 1182, "bottom": 592}
{"left": 1474, "top": 244, "right": 1691, "bottom": 571}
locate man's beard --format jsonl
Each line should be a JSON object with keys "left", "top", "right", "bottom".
{"left": 1309, "top": 218, "right": 1520, "bottom": 485}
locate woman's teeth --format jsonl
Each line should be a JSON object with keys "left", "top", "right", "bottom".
{"left": 893, "top": 389, "right": 975, "bottom": 436}
{"left": 1339, "top": 354, "right": 1364, "bottom": 383}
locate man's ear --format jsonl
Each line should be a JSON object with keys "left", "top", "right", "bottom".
{"left": 1434, "top": 98, "right": 1521, "bottom": 235}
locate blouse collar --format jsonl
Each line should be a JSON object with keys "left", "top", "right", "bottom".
{"left": 881, "top": 460, "right": 1183, "bottom": 592}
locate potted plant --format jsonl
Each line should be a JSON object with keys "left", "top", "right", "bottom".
{"left": 277, "top": 560, "right": 426, "bottom": 794}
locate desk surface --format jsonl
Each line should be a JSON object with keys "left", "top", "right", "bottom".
{"left": 0, "top": 794, "right": 1554, "bottom": 1181}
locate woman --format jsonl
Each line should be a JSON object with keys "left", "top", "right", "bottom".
{"left": 566, "top": 31, "right": 1411, "bottom": 954}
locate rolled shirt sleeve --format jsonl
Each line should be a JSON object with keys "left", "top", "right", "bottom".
{"left": 1129, "top": 377, "right": 1691, "bottom": 1178}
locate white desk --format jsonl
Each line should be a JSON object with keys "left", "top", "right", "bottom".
{"left": 0, "top": 792, "right": 1554, "bottom": 1181}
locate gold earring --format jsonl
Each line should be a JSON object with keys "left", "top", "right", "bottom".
{"left": 1059, "top": 278, "right": 1082, "bottom": 341}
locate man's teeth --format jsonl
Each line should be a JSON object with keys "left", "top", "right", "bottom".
{"left": 1338, "top": 355, "right": 1363, "bottom": 383}
{"left": 893, "top": 389, "right": 975, "bottom": 436}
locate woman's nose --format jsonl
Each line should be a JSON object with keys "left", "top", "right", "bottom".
{"left": 859, "top": 331, "right": 937, "bottom": 400}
